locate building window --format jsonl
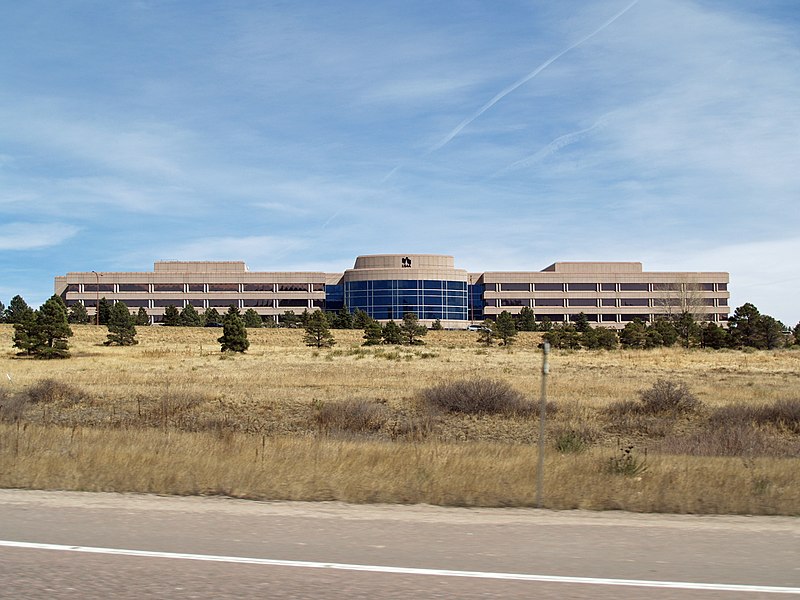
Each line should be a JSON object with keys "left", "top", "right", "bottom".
{"left": 700, "top": 283, "right": 715, "bottom": 291}
{"left": 620, "top": 314, "right": 645, "bottom": 322}
{"left": 500, "top": 283, "right": 530, "bottom": 292}
{"left": 652, "top": 283, "right": 680, "bottom": 291}
{"left": 154, "top": 284, "right": 183, "bottom": 292}
{"left": 312, "top": 283, "right": 326, "bottom": 292}
{"left": 280, "top": 299, "right": 309, "bottom": 308}
{"left": 601, "top": 314, "right": 618, "bottom": 322}
{"left": 66, "top": 284, "right": 80, "bottom": 293}
{"left": 535, "top": 298, "right": 563, "bottom": 307}
{"left": 718, "top": 283, "right": 728, "bottom": 291}
{"left": 570, "top": 313, "right": 598, "bottom": 322}
{"left": 718, "top": 298, "right": 728, "bottom": 306}
{"left": 620, "top": 298, "right": 649, "bottom": 307}
{"left": 85, "top": 284, "right": 114, "bottom": 293}
{"left": 243, "top": 299, "right": 274, "bottom": 308}
{"left": 601, "top": 298, "right": 617, "bottom": 307}
{"left": 118, "top": 299, "right": 149, "bottom": 308}
{"left": 568, "top": 298, "right": 596, "bottom": 307}
{"left": 567, "top": 283, "right": 596, "bottom": 292}
{"left": 535, "top": 283, "right": 563, "bottom": 292}
{"left": 500, "top": 298, "right": 527, "bottom": 307}
{"left": 278, "top": 283, "right": 307, "bottom": 292}
{"left": 119, "top": 283, "right": 149, "bottom": 292}
{"left": 619, "top": 283, "right": 649, "bottom": 292}
{"left": 209, "top": 283, "right": 239, "bottom": 292}
{"left": 208, "top": 299, "right": 239, "bottom": 308}
{"left": 186, "top": 299, "right": 205, "bottom": 307}
{"left": 600, "top": 283, "right": 617, "bottom": 291}
{"left": 153, "top": 299, "right": 182, "bottom": 308}
{"left": 187, "top": 284, "right": 205, "bottom": 292}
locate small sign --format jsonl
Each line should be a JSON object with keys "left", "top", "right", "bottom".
{"left": 401, "top": 257, "right": 412, "bottom": 268}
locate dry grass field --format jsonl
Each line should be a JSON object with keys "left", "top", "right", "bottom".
{"left": 1, "top": 324, "right": 798, "bottom": 514}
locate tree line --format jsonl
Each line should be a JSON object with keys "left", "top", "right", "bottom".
{"left": 3, "top": 294, "right": 798, "bottom": 357}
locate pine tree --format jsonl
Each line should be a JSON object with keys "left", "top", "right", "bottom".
{"left": 516, "top": 306, "right": 537, "bottom": 331}
{"left": 619, "top": 319, "right": 647, "bottom": 349}
{"left": 400, "top": 312, "right": 427, "bottom": 345}
{"left": 0, "top": 300, "right": 5, "bottom": 323}
{"left": 572, "top": 312, "right": 590, "bottom": 333}
{"left": 97, "top": 297, "right": 112, "bottom": 325}
{"left": 162, "top": 304, "right": 181, "bottom": 326}
{"left": 332, "top": 306, "right": 354, "bottom": 329}
{"left": 280, "top": 311, "right": 300, "bottom": 328}
{"left": 15, "top": 295, "right": 74, "bottom": 359}
{"left": 650, "top": 318, "right": 678, "bottom": 347}
{"left": 68, "top": 302, "right": 90, "bottom": 324}
{"left": 218, "top": 311, "right": 249, "bottom": 352}
{"left": 243, "top": 308, "right": 263, "bottom": 328}
{"left": 353, "top": 309, "right": 372, "bottom": 329}
{"left": 793, "top": 322, "right": 800, "bottom": 346}
{"left": 105, "top": 301, "right": 138, "bottom": 346}
{"left": 538, "top": 316, "right": 552, "bottom": 331}
{"left": 226, "top": 305, "right": 241, "bottom": 319}
{"left": 699, "top": 322, "right": 730, "bottom": 349}
{"left": 179, "top": 304, "right": 203, "bottom": 327}
{"left": 5, "top": 295, "right": 33, "bottom": 324}
{"left": 362, "top": 319, "right": 383, "bottom": 346}
{"left": 431, "top": 318, "right": 444, "bottom": 331}
{"left": 303, "top": 310, "right": 335, "bottom": 348}
{"left": 203, "top": 308, "right": 221, "bottom": 326}
{"left": 477, "top": 319, "right": 496, "bottom": 346}
{"left": 494, "top": 311, "right": 517, "bottom": 346}
{"left": 582, "top": 326, "right": 617, "bottom": 350}
{"left": 382, "top": 320, "right": 402, "bottom": 345}
{"left": 673, "top": 311, "right": 700, "bottom": 348}
{"left": 135, "top": 307, "right": 150, "bottom": 326}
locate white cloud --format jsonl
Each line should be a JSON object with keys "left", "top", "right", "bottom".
{"left": 0, "top": 222, "right": 79, "bottom": 250}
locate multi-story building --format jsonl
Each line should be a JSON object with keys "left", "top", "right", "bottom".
{"left": 54, "top": 253, "right": 729, "bottom": 329}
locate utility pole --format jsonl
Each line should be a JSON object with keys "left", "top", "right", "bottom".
{"left": 92, "top": 270, "right": 99, "bottom": 326}
{"left": 536, "top": 341, "right": 550, "bottom": 508}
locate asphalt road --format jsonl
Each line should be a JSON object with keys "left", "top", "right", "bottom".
{"left": 0, "top": 489, "right": 797, "bottom": 599}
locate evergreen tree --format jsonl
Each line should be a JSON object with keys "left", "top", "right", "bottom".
{"left": 97, "top": 297, "right": 112, "bottom": 325}
{"left": 794, "top": 322, "right": 800, "bottom": 346}
{"left": 5, "top": 295, "right": 33, "bottom": 324}
{"left": 331, "top": 306, "right": 354, "bottom": 329}
{"left": 362, "top": 319, "right": 383, "bottom": 346}
{"left": 494, "top": 310, "right": 517, "bottom": 346}
{"left": 179, "top": 304, "right": 203, "bottom": 327}
{"left": 226, "top": 305, "right": 241, "bottom": 318}
{"left": 105, "top": 301, "right": 138, "bottom": 346}
{"left": 218, "top": 311, "right": 249, "bottom": 352}
{"left": 543, "top": 324, "right": 581, "bottom": 349}
{"left": 0, "top": 300, "right": 5, "bottom": 323}
{"left": 15, "top": 295, "right": 73, "bottom": 359}
{"left": 352, "top": 309, "right": 372, "bottom": 329}
{"left": 538, "top": 316, "right": 552, "bottom": 331}
{"left": 673, "top": 311, "right": 700, "bottom": 348}
{"left": 280, "top": 310, "right": 300, "bottom": 328}
{"left": 516, "top": 306, "right": 537, "bottom": 331}
{"left": 758, "top": 315, "right": 786, "bottom": 350}
{"left": 203, "top": 308, "right": 222, "bottom": 326}
{"left": 728, "top": 303, "right": 762, "bottom": 348}
{"left": 303, "top": 310, "right": 335, "bottom": 348}
{"left": 699, "top": 322, "right": 730, "bottom": 349}
{"left": 68, "top": 302, "right": 90, "bottom": 324}
{"left": 581, "top": 325, "right": 618, "bottom": 350}
{"left": 400, "top": 312, "right": 427, "bottom": 345}
{"left": 243, "top": 308, "right": 263, "bottom": 328}
{"left": 430, "top": 318, "right": 444, "bottom": 331}
{"left": 650, "top": 318, "right": 678, "bottom": 347}
{"left": 477, "top": 319, "right": 496, "bottom": 346}
{"left": 382, "top": 320, "right": 402, "bottom": 345}
{"left": 12, "top": 309, "right": 38, "bottom": 356}
{"left": 162, "top": 304, "right": 181, "bottom": 326}
{"left": 572, "top": 312, "right": 590, "bottom": 333}
{"left": 619, "top": 319, "right": 647, "bottom": 349}
{"left": 135, "top": 307, "right": 150, "bottom": 326}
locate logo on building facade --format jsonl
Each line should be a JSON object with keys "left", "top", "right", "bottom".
{"left": 401, "top": 256, "right": 412, "bottom": 268}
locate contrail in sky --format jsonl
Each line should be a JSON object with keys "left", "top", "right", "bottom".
{"left": 429, "top": 0, "right": 639, "bottom": 153}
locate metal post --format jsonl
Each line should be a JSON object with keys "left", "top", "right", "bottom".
{"left": 536, "top": 341, "right": 550, "bottom": 508}
{"left": 92, "top": 271, "right": 99, "bottom": 326}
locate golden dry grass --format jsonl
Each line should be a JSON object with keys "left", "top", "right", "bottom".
{"left": 1, "top": 324, "right": 798, "bottom": 514}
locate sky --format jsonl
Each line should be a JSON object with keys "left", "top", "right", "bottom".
{"left": 1, "top": 0, "right": 799, "bottom": 326}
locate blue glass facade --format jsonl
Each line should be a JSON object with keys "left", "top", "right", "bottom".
{"left": 468, "top": 284, "right": 485, "bottom": 321}
{"left": 325, "top": 284, "right": 344, "bottom": 311}
{"left": 342, "top": 279, "right": 467, "bottom": 320}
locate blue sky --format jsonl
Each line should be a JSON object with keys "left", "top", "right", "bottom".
{"left": 1, "top": 0, "right": 799, "bottom": 325}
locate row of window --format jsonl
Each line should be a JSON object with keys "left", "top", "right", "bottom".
{"left": 520, "top": 313, "right": 730, "bottom": 323}
{"left": 69, "top": 283, "right": 325, "bottom": 293}
{"left": 343, "top": 280, "right": 469, "bottom": 321}
{"left": 494, "top": 298, "right": 728, "bottom": 308}
{"left": 488, "top": 282, "right": 727, "bottom": 292}
{"left": 66, "top": 299, "right": 323, "bottom": 309}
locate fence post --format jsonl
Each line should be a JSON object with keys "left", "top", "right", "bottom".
{"left": 536, "top": 342, "right": 550, "bottom": 508}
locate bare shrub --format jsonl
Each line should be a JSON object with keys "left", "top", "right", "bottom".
{"left": 313, "top": 399, "right": 390, "bottom": 434}
{"left": 638, "top": 379, "right": 701, "bottom": 414}
{"left": 26, "top": 379, "right": 88, "bottom": 406}
{"left": 710, "top": 399, "right": 800, "bottom": 434}
{"left": 658, "top": 425, "right": 780, "bottom": 457}
{"left": 420, "top": 378, "right": 534, "bottom": 416}
{"left": 0, "top": 389, "right": 28, "bottom": 422}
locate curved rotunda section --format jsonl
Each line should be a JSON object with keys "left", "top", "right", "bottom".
{"left": 342, "top": 254, "right": 469, "bottom": 325}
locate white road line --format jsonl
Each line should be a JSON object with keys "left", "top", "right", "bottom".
{"left": 1, "top": 540, "right": 798, "bottom": 594}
